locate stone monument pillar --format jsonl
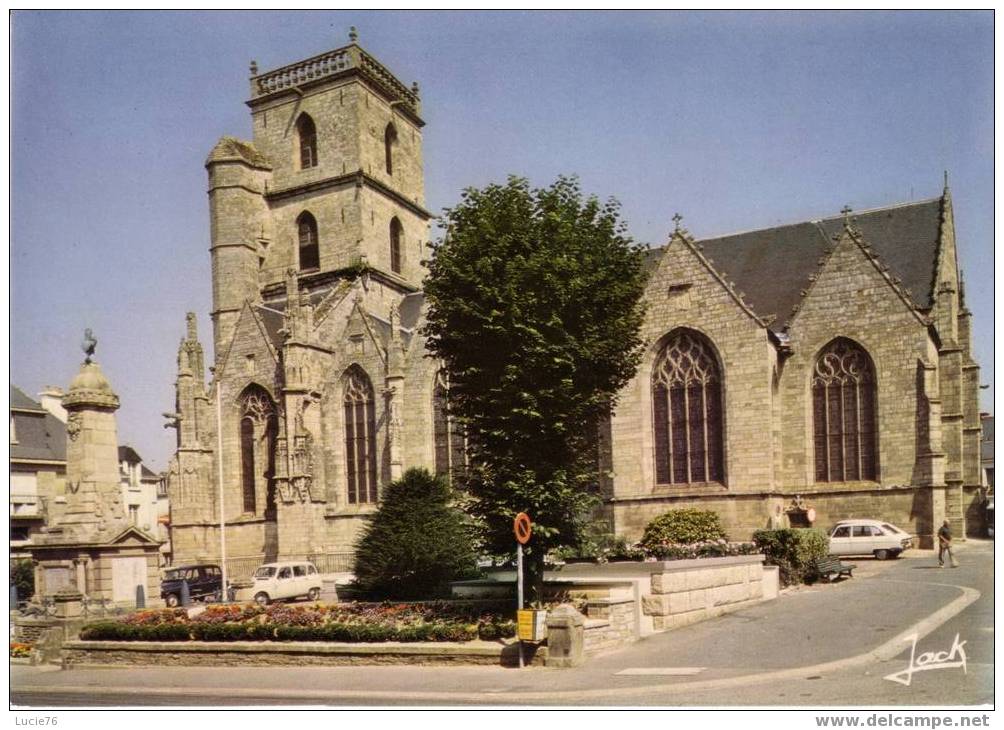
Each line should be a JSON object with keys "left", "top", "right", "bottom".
{"left": 60, "top": 344, "right": 126, "bottom": 536}
{"left": 27, "top": 331, "right": 162, "bottom": 604}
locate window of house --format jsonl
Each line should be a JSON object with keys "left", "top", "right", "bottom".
{"left": 128, "top": 504, "right": 139, "bottom": 525}
{"left": 390, "top": 217, "right": 403, "bottom": 274}
{"left": 297, "top": 113, "right": 317, "bottom": 169}
{"left": 297, "top": 212, "right": 320, "bottom": 271}
{"left": 432, "top": 369, "right": 467, "bottom": 482}
{"left": 651, "top": 329, "right": 725, "bottom": 485}
{"left": 343, "top": 366, "right": 378, "bottom": 504}
{"left": 812, "top": 338, "right": 878, "bottom": 482}
{"left": 384, "top": 123, "right": 397, "bottom": 175}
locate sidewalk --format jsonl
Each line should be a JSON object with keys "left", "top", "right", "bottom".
{"left": 11, "top": 544, "right": 989, "bottom": 705}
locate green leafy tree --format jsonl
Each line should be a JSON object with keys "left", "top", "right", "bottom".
{"left": 353, "top": 468, "right": 480, "bottom": 599}
{"left": 10, "top": 559, "right": 34, "bottom": 602}
{"left": 422, "top": 176, "right": 648, "bottom": 602}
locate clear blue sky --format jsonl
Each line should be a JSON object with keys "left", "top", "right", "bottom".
{"left": 11, "top": 11, "right": 994, "bottom": 470}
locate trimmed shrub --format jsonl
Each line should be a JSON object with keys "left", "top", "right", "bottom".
{"left": 752, "top": 528, "right": 829, "bottom": 586}
{"left": 353, "top": 468, "right": 480, "bottom": 600}
{"left": 79, "top": 622, "right": 190, "bottom": 641}
{"left": 477, "top": 619, "right": 517, "bottom": 641}
{"left": 639, "top": 509, "right": 727, "bottom": 551}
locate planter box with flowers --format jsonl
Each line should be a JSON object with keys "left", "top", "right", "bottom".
{"left": 62, "top": 601, "right": 526, "bottom": 667}
{"left": 77, "top": 602, "right": 517, "bottom": 644}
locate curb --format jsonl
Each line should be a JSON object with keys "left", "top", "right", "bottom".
{"left": 12, "top": 581, "right": 980, "bottom": 705}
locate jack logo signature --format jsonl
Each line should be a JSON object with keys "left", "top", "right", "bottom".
{"left": 883, "top": 632, "right": 967, "bottom": 686}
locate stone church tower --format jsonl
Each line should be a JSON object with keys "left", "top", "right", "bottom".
{"left": 167, "top": 32, "right": 444, "bottom": 573}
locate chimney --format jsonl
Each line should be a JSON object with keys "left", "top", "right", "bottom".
{"left": 38, "top": 386, "right": 67, "bottom": 423}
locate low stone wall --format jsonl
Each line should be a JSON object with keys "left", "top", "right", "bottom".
{"left": 12, "top": 616, "right": 60, "bottom": 644}
{"left": 582, "top": 597, "right": 637, "bottom": 656}
{"left": 61, "top": 639, "right": 539, "bottom": 667}
{"left": 641, "top": 555, "right": 767, "bottom": 630}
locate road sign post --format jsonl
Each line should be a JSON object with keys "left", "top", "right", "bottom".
{"left": 513, "top": 512, "right": 532, "bottom": 668}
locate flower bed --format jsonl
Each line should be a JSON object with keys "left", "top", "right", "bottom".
{"left": 642, "top": 538, "right": 758, "bottom": 561}
{"left": 78, "top": 602, "right": 517, "bottom": 644}
{"left": 10, "top": 641, "right": 32, "bottom": 658}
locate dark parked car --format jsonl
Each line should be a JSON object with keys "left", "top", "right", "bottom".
{"left": 160, "top": 564, "right": 223, "bottom": 607}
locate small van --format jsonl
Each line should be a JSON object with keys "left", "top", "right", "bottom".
{"left": 250, "top": 561, "right": 322, "bottom": 606}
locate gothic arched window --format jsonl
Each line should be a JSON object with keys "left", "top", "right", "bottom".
{"left": 384, "top": 123, "right": 397, "bottom": 175}
{"left": 297, "top": 113, "right": 317, "bottom": 169}
{"left": 390, "top": 217, "right": 403, "bottom": 274}
{"left": 432, "top": 369, "right": 467, "bottom": 482}
{"left": 812, "top": 338, "right": 878, "bottom": 482}
{"left": 343, "top": 366, "right": 378, "bottom": 504}
{"left": 238, "top": 385, "right": 277, "bottom": 516}
{"left": 652, "top": 329, "right": 725, "bottom": 485}
{"left": 297, "top": 211, "right": 320, "bottom": 272}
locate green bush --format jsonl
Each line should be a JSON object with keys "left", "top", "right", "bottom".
{"left": 79, "top": 622, "right": 190, "bottom": 642}
{"left": 639, "top": 509, "right": 727, "bottom": 551}
{"left": 752, "top": 528, "right": 829, "bottom": 586}
{"left": 353, "top": 468, "right": 480, "bottom": 600}
{"left": 477, "top": 619, "right": 517, "bottom": 641}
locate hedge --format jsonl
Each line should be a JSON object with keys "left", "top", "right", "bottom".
{"left": 79, "top": 617, "right": 514, "bottom": 643}
{"left": 639, "top": 509, "right": 727, "bottom": 552}
{"left": 752, "top": 528, "right": 829, "bottom": 586}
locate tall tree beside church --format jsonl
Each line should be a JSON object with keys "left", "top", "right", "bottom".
{"left": 423, "top": 176, "right": 648, "bottom": 602}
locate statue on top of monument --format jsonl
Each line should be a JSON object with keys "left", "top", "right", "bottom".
{"left": 81, "top": 328, "right": 98, "bottom": 364}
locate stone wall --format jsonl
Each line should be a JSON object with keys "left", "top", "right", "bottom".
{"left": 61, "top": 640, "right": 520, "bottom": 667}
{"left": 581, "top": 597, "right": 637, "bottom": 656}
{"left": 641, "top": 555, "right": 768, "bottom": 631}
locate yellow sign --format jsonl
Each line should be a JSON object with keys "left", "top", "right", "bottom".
{"left": 517, "top": 609, "right": 547, "bottom": 642}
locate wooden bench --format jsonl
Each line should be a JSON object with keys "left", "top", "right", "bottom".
{"left": 813, "top": 556, "right": 856, "bottom": 582}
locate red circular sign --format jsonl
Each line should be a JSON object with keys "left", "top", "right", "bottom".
{"left": 514, "top": 512, "right": 532, "bottom": 544}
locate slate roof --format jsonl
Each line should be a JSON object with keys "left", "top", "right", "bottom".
{"left": 646, "top": 196, "right": 945, "bottom": 333}
{"left": 118, "top": 445, "right": 143, "bottom": 464}
{"left": 205, "top": 136, "right": 271, "bottom": 169}
{"left": 10, "top": 384, "right": 44, "bottom": 411}
{"left": 10, "top": 386, "right": 66, "bottom": 463}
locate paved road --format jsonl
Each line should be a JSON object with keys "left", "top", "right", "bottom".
{"left": 11, "top": 541, "right": 993, "bottom": 707}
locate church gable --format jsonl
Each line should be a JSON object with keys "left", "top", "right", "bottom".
{"left": 644, "top": 232, "right": 768, "bottom": 339}
{"left": 107, "top": 524, "right": 160, "bottom": 546}
{"left": 217, "top": 302, "right": 280, "bottom": 383}
{"left": 786, "top": 225, "right": 928, "bottom": 342}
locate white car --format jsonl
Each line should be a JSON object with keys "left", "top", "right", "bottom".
{"left": 250, "top": 561, "right": 322, "bottom": 606}
{"left": 828, "top": 519, "right": 914, "bottom": 560}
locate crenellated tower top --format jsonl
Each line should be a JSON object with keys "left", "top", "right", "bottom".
{"left": 247, "top": 30, "right": 422, "bottom": 124}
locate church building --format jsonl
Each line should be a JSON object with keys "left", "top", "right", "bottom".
{"left": 165, "top": 35, "right": 984, "bottom": 573}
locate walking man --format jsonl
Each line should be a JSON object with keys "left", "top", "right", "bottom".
{"left": 938, "top": 520, "right": 958, "bottom": 568}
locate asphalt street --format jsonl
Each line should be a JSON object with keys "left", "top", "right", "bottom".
{"left": 10, "top": 540, "right": 994, "bottom": 707}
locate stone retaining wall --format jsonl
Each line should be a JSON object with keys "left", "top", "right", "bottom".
{"left": 642, "top": 555, "right": 769, "bottom": 630}
{"left": 61, "top": 639, "right": 538, "bottom": 667}
{"left": 582, "top": 597, "right": 637, "bottom": 656}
